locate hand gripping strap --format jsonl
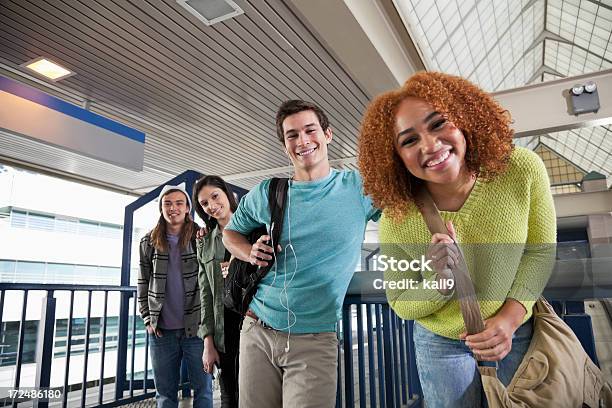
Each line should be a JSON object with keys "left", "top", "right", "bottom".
{"left": 253, "top": 177, "right": 289, "bottom": 282}
{"left": 415, "top": 188, "right": 486, "bottom": 335}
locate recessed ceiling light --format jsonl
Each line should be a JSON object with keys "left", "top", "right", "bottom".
{"left": 22, "top": 57, "right": 75, "bottom": 81}
{"left": 176, "top": 0, "right": 243, "bottom": 26}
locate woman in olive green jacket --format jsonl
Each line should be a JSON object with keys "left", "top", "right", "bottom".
{"left": 193, "top": 175, "right": 241, "bottom": 408}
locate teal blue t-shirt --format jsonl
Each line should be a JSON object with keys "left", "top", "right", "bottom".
{"left": 226, "top": 169, "right": 380, "bottom": 333}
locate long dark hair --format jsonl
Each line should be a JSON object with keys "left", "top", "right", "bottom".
{"left": 150, "top": 190, "right": 196, "bottom": 252}
{"left": 192, "top": 175, "right": 239, "bottom": 232}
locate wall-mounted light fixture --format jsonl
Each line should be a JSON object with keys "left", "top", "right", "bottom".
{"left": 568, "top": 80, "right": 600, "bottom": 115}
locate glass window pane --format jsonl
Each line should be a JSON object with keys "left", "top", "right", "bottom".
{"left": 28, "top": 213, "right": 54, "bottom": 232}
{"left": 99, "top": 223, "right": 122, "bottom": 239}
{"left": 0, "top": 260, "right": 16, "bottom": 282}
{"left": 78, "top": 220, "right": 99, "bottom": 237}
{"left": 98, "top": 266, "right": 120, "bottom": 285}
{"left": 10, "top": 210, "right": 26, "bottom": 228}
{"left": 15, "top": 261, "right": 45, "bottom": 283}
{"left": 55, "top": 217, "right": 78, "bottom": 234}
{"left": 74, "top": 265, "right": 99, "bottom": 284}
{"left": 46, "top": 263, "right": 76, "bottom": 284}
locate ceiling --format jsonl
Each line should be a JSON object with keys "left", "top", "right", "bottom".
{"left": 0, "top": 0, "right": 610, "bottom": 195}
{"left": 0, "top": 0, "right": 387, "bottom": 194}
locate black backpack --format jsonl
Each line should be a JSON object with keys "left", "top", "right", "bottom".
{"left": 223, "top": 177, "right": 289, "bottom": 315}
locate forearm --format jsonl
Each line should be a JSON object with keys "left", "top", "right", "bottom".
{"left": 204, "top": 335, "right": 216, "bottom": 348}
{"left": 497, "top": 298, "right": 527, "bottom": 331}
{"left": 222, "top": 229, "right": 252, "bottom": 261}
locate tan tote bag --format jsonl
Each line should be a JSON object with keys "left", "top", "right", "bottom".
{"left": 416, "top": 188, "right": 612, "bottom": 407}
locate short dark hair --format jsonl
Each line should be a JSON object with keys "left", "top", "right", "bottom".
{"left": 192, "top": 175, "right": 239, "bottom": 231}
{"left": 275, "top": 100, "right": 330, "bottom": 144}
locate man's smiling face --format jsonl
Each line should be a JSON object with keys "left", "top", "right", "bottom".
{"left": 282, "top": 109, "right": 332, "bottom": 177}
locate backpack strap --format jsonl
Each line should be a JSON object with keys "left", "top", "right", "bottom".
{"left": 268, "top": 177, "right": 289, "bottom": 255}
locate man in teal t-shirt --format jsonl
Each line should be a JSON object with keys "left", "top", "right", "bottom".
{"left": 223, "top": 100, "right": 379, "bottom": 408}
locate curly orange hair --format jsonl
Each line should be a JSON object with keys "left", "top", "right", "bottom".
{"left": 358, "top": 71, "right": 514, "bottom": 219}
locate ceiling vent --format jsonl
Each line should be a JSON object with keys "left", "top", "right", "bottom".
{"left": 177, "top": 0, "right": 244, "bottom": 26}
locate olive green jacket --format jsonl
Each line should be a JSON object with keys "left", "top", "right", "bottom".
{"left": 197, "top": 225, "right": 228, "bottom": 352}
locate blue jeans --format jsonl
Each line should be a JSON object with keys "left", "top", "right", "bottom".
{"left": 149, "top": 329, "right": 213, "bottom": 408}
{"left": 413, "top": 319, "right": 533, "bottom": 408}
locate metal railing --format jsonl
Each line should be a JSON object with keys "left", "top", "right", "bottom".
{"left": 337, "top": 294, "right": 422, "bottom": 408}
{"left": 0, "top": 280, "right": 606, "bottom": 407}
{"left": 0, "top": 283, "right": 154, "bottom": 408}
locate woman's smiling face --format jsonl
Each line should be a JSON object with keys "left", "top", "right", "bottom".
{"left": 197, "top": 185, "right": 231, "bottom": 221}
{"left": 394, "top": 97, "right": 467, "bottom": 186}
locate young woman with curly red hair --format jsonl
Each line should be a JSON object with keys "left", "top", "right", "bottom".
{"left": 358, "top": 72, "right": 556, "bottom": 407}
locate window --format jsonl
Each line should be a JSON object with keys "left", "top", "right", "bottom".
{"left": 0, "top": 260, "right": 16, "bottom": 282}
{"left": 15, "top": 261, "right": 45, "bottom": 283}
{"left": 99, "top": 223, "right": 122, "bottom": 239}
{"left": 78, "top": 220, "right": 99, "bottom": 237}
{"left": 10, "top": 210, "right": 26, "bottom": 228}
{"left": 46, "top": 263, "right": 76, "bottom": 284}
{"left": 28, "top": 213, "right": 54, "bottom": 231}
{"left": 55, "top": 216, "right": 78, "bottom": 234}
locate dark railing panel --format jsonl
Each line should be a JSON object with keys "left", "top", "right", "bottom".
{"left": 80, "top": 290, "right": 93, "bottom": 408}
{"left": 0, "top": 284, "right": 153, "bottom": 407}
{"left": 99, "top": 290, "right": 109, "bottom": 406}
{"left": 356, "top": 305, "right": 366, "bottom": 408}
{"left": 397, "top": 315, "right": 408, "bottom": 405}
{"left": 130, "top": 295, "right": 137, "bottom": 398}
{"left": 0, "top": 290, "right": 5, "bottom": 341}
{"left": 340, "top": 296, "right": 423, "bottom": 408}
{"left": 14, "top": 289, "right": 28, "bottom": 405}
{"left": 34, "top": 292, "right": 55, "bottom": 408}
{"left": 366, "top": 303, "right": 377, "bottom": 407}
{"left": 390, "top": 312, "right": 400, "bottom": 407}
{"left": 0, "top": 250, "right": 605, "bottom": 408}
{"left": 63, "top": 290, "right": 75, "bottom": 408}
{"left": 375, "top": 304, "right": 386, "bottom": 408}
{"left": 342, "top": 304, "right": 355, "bottom": 407}
{"left": 144, "top": 330, "right": 150, "bottom": 395}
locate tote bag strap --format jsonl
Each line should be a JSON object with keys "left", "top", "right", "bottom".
{"left": 415, "top": 188, "right": 486, "bottom": 335}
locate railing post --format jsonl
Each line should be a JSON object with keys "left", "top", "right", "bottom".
{"left": 381, "top": 304, "right": 395, "bottom": 408}
{"left": 34, "top": 292, "right": 56, "bottom": 408}
{"left": 116, "top": 203, "right": 135, "bottom": 400}
{"left": 115, "top": 292, "right": 131, "bottom": 400}
{"left": 406, "top": 320, "right": 422, "bottom": 399}
{"left": 342, "top": 303, "right": 355, "bottom": 407}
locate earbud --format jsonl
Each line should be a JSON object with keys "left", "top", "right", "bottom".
{"left": 285, "top": 340, "right": 290, "bottom": 353}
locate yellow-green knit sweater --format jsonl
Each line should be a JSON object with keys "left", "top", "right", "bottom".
{"left": 380, "top": 147, "right": 557, "bottom": 339}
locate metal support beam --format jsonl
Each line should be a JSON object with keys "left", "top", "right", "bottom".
{"left": 493, "top": 69, "right": 612, "bottom": 137}
{"left": 554, "top": 190, "right": 612, "bottom": 218}
{"left": 287, "top": 0, "right": 424, "bottom": 97}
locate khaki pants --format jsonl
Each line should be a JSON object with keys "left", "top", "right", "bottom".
{"left": 238, "top": 316, "right": 338, "bottom": 408}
